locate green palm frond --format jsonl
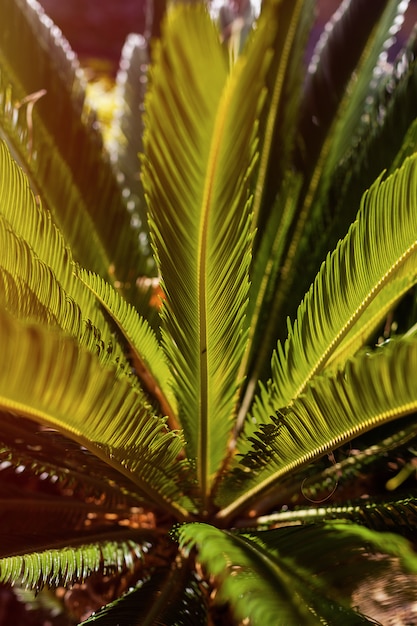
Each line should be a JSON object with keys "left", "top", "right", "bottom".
{"left": 141, "top": 3, "right": 277, "bottom": 500}
{"left": 0, "top": 535, "right": 146, "bottom": 590}
{"left": 82, "top": 562, "right": 206, "bottom": 626}
{"left": 328, "top": 30, "right": 417, "bottom": 234}
{"left": 240, "top": 0, "right": 314, "bottom": 389}
{"left": 308, "top": 0, "right": 406, "bottom": 184}
{"left": 267, "top": 0, "right": 408, "bottom": 344}
{"left": 0, "top": 142, "right": 142, "bottom": 376}
{"left": 0, "top": 307, "right": 192, "bottom": 517}
{"left": 249, "top": 152, "right": 417, "bottom": 429}
{"left": 177, "top": 521, "right": 388, "bottom": 625}
{"left": 257, "top": 496, "right": 417, "bottom": 539}
{"left": 0, "top": 213, "right": 83, "bottom": 330}
{"left": 0, "top": 414, "right": 146, "bottom": 508}
{"left": 78, "top": 269, "right": 178, "bottom": 427}
{"left": 0, "top": 0, "right": 149, "bottom": 292}
{"left": 218, "top": 336, "right": 417, "bottom": 517}
{"left": 250, "top": 0, "right": 313, "bottom": 229}
{"left": 109, "top": 34, "right": 150, "bottom": 248}
{"left": 242, "top": 417, "right": 417, "bottom": 520}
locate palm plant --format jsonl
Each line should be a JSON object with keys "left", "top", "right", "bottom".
{"left": 1, "top": 0, "right": 417, "bottom": 623}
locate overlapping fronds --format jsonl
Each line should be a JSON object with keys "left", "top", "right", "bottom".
{"left": 0, "top": 0, "right": 149, "bottom": 294}
{"left": 177, "top": 521, "right": 390, "bottom": 624}
{"left": 78, "top": 269, "right": 178, "bottom": 426}
{"left": 250, "top": 0, "right": 314, "bottom": 229}
{"left": 218, "top": 336, "right": 417, "bottom": 517}
{"left": 240, "top": 0, "right": 314, "bottom": 397}
{"left": 82, "top": 561, "right": 206, "bottom": 625}
{"left": 0, "top": 307, "right": 193, "bottom": 517}
{"left": 248, "top": 152, "right": 417, "bottom": 431}
{"left": 0, "top": 141, "right": 137, "bottom": 374}
{"left": 268, "top": 0, "right": 409, "bottom": 343}
{"left": 141, "top": 3, "right": 278, "bottom": 500}
{"left": 0, "top": 414, "right": 146, "bottom": 509}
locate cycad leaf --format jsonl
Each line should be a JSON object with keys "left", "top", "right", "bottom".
{"left": 0, "top": 414, "right": 149, "bottom": 510}
{"left": 252, "top": 151, "right": 417, "bottom": 426}
{"left": 271, "top": 0, "right": 409, "bottom": 341}
{"left": 141, "top": 4, "right": 276, "bottom": 499}
{"left": 321, "top": 32, "right": 417, "bottom": 255}
{"left": 218, "top": 336, "right": 417, "bottom": 517}
{"left": 251, "top": 0, "right": 314, "bottom": 228}
{"left": 259, "top": 496, "right": 417, "bottom": 541}
{"left": 0, "top": 535, "right": 146, "bottom": 590}
{"left": 109, "top": 34, "right": 150, "bottom": 248}
{"left": 238, "top": 523, "right": 417, "bottom": 621}
{"left": 0, "top": 142, "right": 139, "bottom": 377}
{"left": 298, "top": 0, "right": 404, "bottom": 178}
{"left": 82, "top": 562, "right": 207, "bottom": 626}
{"left": 0, "top": 0, "right": 149, "bottom": 292}
{"left": 239, "top": 0, "right": 314, "bottom": 399}
{"left": 78, "top": 269, "right": 178, "bottom": 428}
{"left": 177, "top": 522, "right": 379, "bottom": 625}
{"left": 0, "top": 307, "right": 193, "bottom": 518}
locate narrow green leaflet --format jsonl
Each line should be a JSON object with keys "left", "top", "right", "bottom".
{"left": 218, "top": 336, "right": 417, "bottom": 517}
{"left": 0, "top": 307, "right": 193, "bottom": 517}
{"left": 141, "top": 4, "right": 277, "bottom": 500}
{"left": 177, "top": 522, "right": 378, "bottom": 625}
{"left": 250, "top": 152, "right": 417, "bottom": 430}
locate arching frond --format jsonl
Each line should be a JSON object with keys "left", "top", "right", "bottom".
{"left": 0, "top": 413, "right": 149, "bottom": 509}
{"left": 250, "top": 152, "right": 417, "bottom": 431}
{"left": 0, "top": 307, "right": 193, "bottom": 518}
{"left": 251, "top": 0, "right": 314, "bottom": 229}
{"left": 0, "top": 0, "right": 149, "bottom": 291}
{"left": 257, "top": 496, "right": 417, "bottom": 541}
{"left": 177, "top": 522, "right": 390, "bottom": 625}
{"left": 0, "top": 534, "right": 148, "bottom": 590}
{"left": 141, "top": 3, "right": 278, "bottom": 500}
{"left": 218, "top": 336, "right": 417, "bottom": 517}
{"left": 0, "top": 142, "right": 140, "bottom": 377}
{"left": 268, "top": 0, "right": 409, "bottom": 345}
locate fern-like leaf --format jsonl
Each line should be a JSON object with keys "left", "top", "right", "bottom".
{"left": 141, "top": 3, "right": 277, "bottom": 501}
{"left": 0, "top": 307, "right": 193, "bottom": 518}
{"left": 251, "top": 152, "right": 417, "bottom": 427}
{"left": 177, "top": 521, "right": 392, "bottom": 624}
{"left": 218, "top": 336, "right": 417, "bottom": 517}
{"left": 0, "top": 536, "right": 147, "bottom": 590}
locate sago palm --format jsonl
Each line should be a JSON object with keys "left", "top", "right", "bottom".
{"left": 1, "top": 0, "right": 417, "bottom": 623}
